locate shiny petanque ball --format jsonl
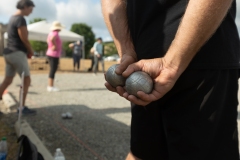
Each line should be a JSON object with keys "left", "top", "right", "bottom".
{"left": 105, "top": 64, "right": 126, "bottom": 87}
{"left": 125, "top": 71, "right": 153, "bottom": 97}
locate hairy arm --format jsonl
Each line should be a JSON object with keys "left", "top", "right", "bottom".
{"left": 101, "top": 0, "right": 137, "bottom": 72}
{"left": 101, "top": 0, "right": 234, "bottom": 105}
{"left": 121, "top": 0, "right": 235, "bottom": 105}
{"left": 18, "top": 26, "right": 33, "bottom": 55}
{"left": 163, "top": 0, "right": 234, "bottom": 75}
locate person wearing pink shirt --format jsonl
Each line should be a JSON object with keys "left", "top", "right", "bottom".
{"left": 46, "top": 21, "right": 63, "bottom": 92}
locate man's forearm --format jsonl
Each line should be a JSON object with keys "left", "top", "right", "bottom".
{"left": 101, "top": 0, "right": 136, "bottom": 60}
{"left": 164, "top": 0, "right": 234, "bottom": 73}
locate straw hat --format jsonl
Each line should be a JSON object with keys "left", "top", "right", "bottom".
{"left": 50, "top": 21, "right": 64, "bottom": 31}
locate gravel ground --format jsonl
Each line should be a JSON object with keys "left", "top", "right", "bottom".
{"left": 0, "top": 113, "right": 19, "bottom": 160}
{"left": 1, "top": 72, "right": 131, "bottom": 160}
{"left": 2, "top": 72, "right": 240, "bottom": 159}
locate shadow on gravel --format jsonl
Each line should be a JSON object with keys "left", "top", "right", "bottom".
{"left": 60, "top": 88, "right": 107, "bottom": 92}
{"left": 28, "top": 91, "right": 39, "bottom": 95}
{"left": 20, "top": 104, "right": 131, "bottom": 160}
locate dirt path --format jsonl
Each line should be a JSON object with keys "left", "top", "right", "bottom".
{"left": 0, "top": 56, "right": 118, "bottom": 159}
{"left": 0, "top": 57, "right": 117, "bottom": 75}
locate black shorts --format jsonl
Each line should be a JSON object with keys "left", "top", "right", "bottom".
{"left": 130, "top": 69, "right": 239, "bottom": 160}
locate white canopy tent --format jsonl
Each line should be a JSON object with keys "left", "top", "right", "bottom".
{"left": 4, "top": 20, "right": 85, "bottom": 57}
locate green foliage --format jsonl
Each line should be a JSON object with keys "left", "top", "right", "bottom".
{"left": 103, "top": 41, "right": 118, "bottom": 56}
{"left": 30, "top": 41, "right": 47, "bottom": 53}
{"left": 63, "top": 42, "right": 72, "bottom": 57}
{"left": 29, "top": 18, "right": 47, "bottom": 55}
{"left": 70, "top": 23, "right": 95, "bottom": 58}
{"left": 29, "top": 18, "right": 46, "bottom": 24}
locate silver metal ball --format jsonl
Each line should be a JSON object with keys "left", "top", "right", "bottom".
{"left": 62, "top": 113, "right": 67, "bottom": 119}
{"left": 125, "top": 71, "right": 153, "bottom": 97}
{"left": 66, "top": 112, "right": 72, "bottom": 119}
{"left": 105, "top": 64, "right": 125, "bottom": 87}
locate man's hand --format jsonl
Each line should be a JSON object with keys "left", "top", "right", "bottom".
{"left": 118, "top": 58, "right": 182, "bottom": 106}
{"left": 104, "top": 54, "right": 137, "bottom": 95}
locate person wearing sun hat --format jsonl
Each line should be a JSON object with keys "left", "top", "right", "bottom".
{"left": 46, "top": 21, "right": 64, "bottom": 92}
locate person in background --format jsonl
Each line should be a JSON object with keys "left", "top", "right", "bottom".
{"left": 46, "top": 21, "right": 64, "bottom": 92}
{"left": 93, "top": 37, "right": 105, "bottom": 74}
{"left": 88, "top": 44, "right": 104, "bottom": 72}
{"left": 0, "top": 0, "right": 36, "bottom": 115}
{"left": 69, "top": 40, "right": 83, "bottom": 72}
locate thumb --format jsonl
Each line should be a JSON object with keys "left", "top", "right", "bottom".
{"left": 115, "top": 58, "right": 135, "bottom": 75}
{"left": 115, "top": 55, "right": 137, "bottom": 75}
{"left": 122, "top": 61, "right": 143, "bottom": 77}
{"left": 115, "top": 61, "right": 128, "bottom": 75}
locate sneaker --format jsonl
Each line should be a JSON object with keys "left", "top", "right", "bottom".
{"left": 47, "top": 86, "right": 60, "bottom": 92}
{"left": 61, "top": 112, "right": 72, "bottom": 119}
{"left": 18, "top": 106, "right": 36, "bottom": 115}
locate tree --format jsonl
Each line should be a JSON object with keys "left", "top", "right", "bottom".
{"left": 103, "top": 41, "right": 117, "bottom": 56}
{"left": 29, "top": 18, "right": 47, "bottom": 55}
{"left": 29, "top": 18, "right": 46, "bottom": 24}
{"left": 68, "top": 23, "right": 95, "bottom": 58}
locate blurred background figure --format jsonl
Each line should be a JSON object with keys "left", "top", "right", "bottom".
{"left": 87, "top": 47, "right": 95, "bottom": 72}
{"left": 92, "top": 37, "right": 104, "bottom": 74}
{"left": 46, "top": 21, "right": 64, "bottom": 92}
{"left": 0, "top": 0, "right": 36, "bottom": 115}
{"left": 69, "top": 40, "right": 83, "bottom": 72}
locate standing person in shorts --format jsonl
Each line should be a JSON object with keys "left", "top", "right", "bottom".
{"left": 0, "top": 0, "right": 36, "bottom": 115}
{"left": 46, "top": 21, "right": 64, "bottom": 92}
{"left": 102, "top": 0, "right": 240, "bottom": 159}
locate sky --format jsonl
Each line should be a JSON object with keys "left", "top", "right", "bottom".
{"left": 0, "top": 0, "right": 240, "bottom": 42}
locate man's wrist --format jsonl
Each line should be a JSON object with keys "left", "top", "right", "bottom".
{"left": 162, "top": 53, "right": 190, "bottom": 78}
{"left": 115, "top": 40, "right": 137, "bottom": 61}
{"left": 118, "top": 47, "right": 137, "bottom": 62}
{"left": 163, "top": 39, "right": 196, "bottom": 76}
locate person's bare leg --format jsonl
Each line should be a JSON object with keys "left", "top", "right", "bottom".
{"left": 126, "top": 152, "right": 142, "bottom": 160}
{"left": 48, "top": 78, "right": 54, "bottom": 87}
{"left": 0, "top": 77, "right": 13, "bottom": 98}
{"left": 22, "top": 76, "right": 31, "bottom": 106}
